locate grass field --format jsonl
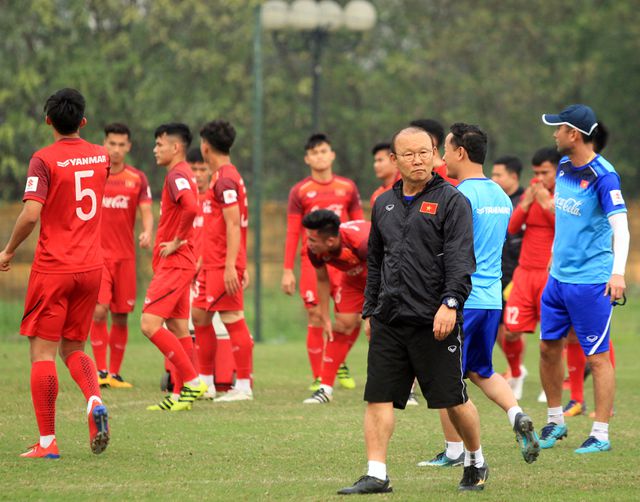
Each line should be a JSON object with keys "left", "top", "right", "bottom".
{"left": 0, "top": 290, "right": 638, "bottom": 501}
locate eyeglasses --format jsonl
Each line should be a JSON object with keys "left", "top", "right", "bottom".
{"left": 396, "top": 149, "right": 434, "bottom": 162}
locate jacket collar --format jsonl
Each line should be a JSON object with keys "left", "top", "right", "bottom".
{"left": 392, "top": 173, "right": 445, "bottom": 203}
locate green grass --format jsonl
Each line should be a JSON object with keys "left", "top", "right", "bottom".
{"left": 0, "top": 295, "right": 638, "bottom": 501}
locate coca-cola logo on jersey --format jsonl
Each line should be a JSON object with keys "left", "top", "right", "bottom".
{"left": 102, "top": 195, "right": 130, "bottom": 209}
{"left": 555, "top": 195, "right": 583, "bottom": 216}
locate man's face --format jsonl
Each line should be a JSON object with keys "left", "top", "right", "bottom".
{"left": 554, "top": 125, "right": 576, "bottom": 156}
{"left": 104, "top": 133, "right": 131, "bottom": 165}
{"left": 191, "top": 162, "right": 211, "bottom": 192}
{"left": 306, "top": 229, "right": 338, "bottom": 255}
{"left": 491, "top": 164, "right": 518, "bottom": 193}
{"left": 373, "top": 149, "right": 395, "bottom": 181}
{"left": 532, "top": 161, "right": 556, "bottom": 190}
{"left": 442, "top": 132, "right": 463, "bottom": 179}
{"left": 391, "top": 131, "right": 434, "bottom": 184}
{"left": 153, "top": 133, "right": 178, "bottom": 167}
{"left": 304, "top": 142, "right": 335, "bottom": 172}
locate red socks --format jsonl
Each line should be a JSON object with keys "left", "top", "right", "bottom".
{"left": 503, "top": 337, "right": 524, "bottom": 378}
{"left": 307, "top": 326, "right": 325, "bottom": 379}
{"left": 65, "top": 351, "right": 101, "bottom": 401}
{"left": 321, "top": 331, "right": 358, "bottom": 387}
{"left": 225, "top": 319, "right": 254, "bottom": 380}
{"left": 109, "top": 323, "right": 128, "bottom": 375}
{"left": 567, "top": 341, "right": 586, "bottom": 402}
{"left": 194, "top": 325, "right": 217, "bottom": 376}
{"left": 609, "top": 340, "right": 616, "bottom": 368}
{"left": 216, "top": 337, "right": 235, "bottom": 389}
{"left": 90, "top": 320, "right": 108, "bottom": 371}
{"left": 149, "top": 328, "right": 198, "bottom": 383}
{"left": 31, "top": 361, "right": 58, "bottom": 437}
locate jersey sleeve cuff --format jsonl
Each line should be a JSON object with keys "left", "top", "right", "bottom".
{"left": 23, "top": 194, "right": 46, "bottom": 204}
{"left": 606, "top": 208, "right": 627, "bottom": 217}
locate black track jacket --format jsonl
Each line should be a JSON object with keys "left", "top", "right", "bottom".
{"left": 363, "top": 174, "right": 475, "bottom": 325}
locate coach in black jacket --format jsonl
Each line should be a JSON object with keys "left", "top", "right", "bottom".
{"left": 338, "top": 127, "right": 483, "bottom": 495}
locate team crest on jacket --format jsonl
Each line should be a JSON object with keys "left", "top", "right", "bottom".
{"left": 580, "top": 180, "right": 589, "bottom": 189}
{"left": 420, "top": 201, "right": 438, "bottom": 214}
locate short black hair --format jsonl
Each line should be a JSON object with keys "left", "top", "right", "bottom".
{"left": 371, "top": 142, "right": 391, "bottom": 156}
{"left": 200, "top": 119, "right": 236, "bottom": 154}
{"left": 154, "top": 122, "right": 192, "bottom": 147}
{"left": 592, "top": 121, "right": 608, "bottom": 153}
{"left": 410, "top": 118, "right": 444, "bottom": 148}
{"left": 531, "top": 147, "right": 561, "bottom": 167}
{"left": 305, "top": 133, "right": 331, "bottom": 151}
{"left": 449, "top": 123, "right": 488, "bottom": 165}
{"left": 493, "top": 155, "right": 523, "bottom": 178}
{"left": 187, "top": 147, "right": 204, "bottom": 164}
{"left": 302, "top": 209, "right": 341, "bottom": 237}
{"left": 44, "top": 88, "right": 85, "bottom": 135}
{"left": 104, "top": 122, "right": 131, "bottom": 139}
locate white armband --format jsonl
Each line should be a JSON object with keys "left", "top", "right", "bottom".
{"left": 608, "top": 212, "right": 630, "bottom": 276}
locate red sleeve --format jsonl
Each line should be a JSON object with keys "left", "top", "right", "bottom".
{"left": 166, "top": 170, "right": 193, "bottom": 203}
{"left": 540, "top": 199, "right": 555, "bottom": 226}
{"left": 213, "top": 177, "right": 240, "bottom": 207}
{"left": 347, "top": 183, "right": 364, "bottom": 220}
{"left": 284, "top": 214, "right": 302, "bottom": 269}
{"left": 23, "top": 157, "right": 50, "bottom": 203}
{"left": 508, "top": 203, "right": 528, "bottom": 235}
{"left": 138, "top": 171, "right": 152, "bottom": 205}
{"left": 176, "top": 188, "right": 198, "bottom": 240}
{"left": 287, "top": 184, "right": 303, "bottom": 215}
{"left": 307, "top": 250, "right": 323, "bottom": 269}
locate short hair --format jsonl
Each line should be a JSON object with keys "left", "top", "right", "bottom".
{"left": 592, "top": 121, "right": 608, "bottom": 153}
{"left": 302, "top": 209, "right": 341, "bottom": 237}
{"left": 104, "top": 122, "right": 131, "bottom": 139}
{"left": 154, "top": 122, "right": 192, "bottom": 147}
{"left": 531, "top": 147, "right": 561, "bottom": 167}
{"left": 493, "top": 155, "right": 523, "bottom": 178}
{"left": 449, "top": 123, "right": 488, "bottom": 165}
{"left": 371, "top": 142, "right": 391, "bottom": 156}
{"left": 187, "top": 147, "right": 204, "bottom": 164}
{"left": 200, "top": 119, "right": 236, "bottom": 154}
{"left": 390, "top": 126, "right": 432, "bottom": 154}
{"left": 410, "top": 118, "right": 445, "bottom": 148}
{"left": 305, "top": 133, "right": 331, "bottom": 151}
{"left": 44, "top": 88, "right": 85, "bottom": 135}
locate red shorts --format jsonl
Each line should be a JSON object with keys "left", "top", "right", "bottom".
{"left": 192, "top": 267, "right": 244, "bottom": 312}
{"left": 504, "top": 267, "right": 549, "bottom": 333}
{"left": 21, "top": 269, "right": 102, "bottom": 342}
{"left": 334, "top": 275, "right": 366, "bottom": 314}
{"left": 143, "top": 267, "right": 194, "bottom": 320}
{"left": 97, "top": 259, "right": 136, "bottom": 313}
{"left": 299, "top": 254, "right": 340, "bottom": 308}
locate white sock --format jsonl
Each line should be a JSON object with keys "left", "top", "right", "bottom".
{"left": 445, "top": 441, "right": 464, "bottom": 459}
{"left": 40, "top": 435, "right": 55, "bottom": 448}
{"left": 186, "top": 377, "right": 201, "bottom": 387}
{"left": 464, "top": 447, "right": 484, "bottom": 468}
{"left": 367, "top": 460, "right": 387, "bottom": 481}
{"left": 547, "top": 406, "right": 564, "bottom": 425}
{"left": 86, "top": 395, "right": 102, "bottom": 415}
{"left": 319, "top": 384, "right": 334, "bottom": 395}
{"left": 199, "top": 374, "right": 214, "bottom": 387}
{"left": 171, "top": 393, "right": 180, "bottom": 401}
{"left": 591, "top": 421, "right": 609, "bottom": 442}
{"left": 507, "top": 406, "right": 523, "bottom": 427}
{"left": 234, "top": 379, "right": 252, "bottom": 392}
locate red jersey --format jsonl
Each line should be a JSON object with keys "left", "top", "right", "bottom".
{"left": 24, "top": 138, "right": 110, "bottom": 273}
{"left": 308, "top": 220, "right": 370, "bottom": 281}
{"left": 202, "top": 164, "right": 249, "bottom": 270}
{"left": 370, "top": 172, "right": 401, "bottom": 208}
{"left": 100, "top": 164, "right": 151, "bottom": 261}
{"left": 192, "top": 192, "right": 210, "bottom": 260}
{"left": 508, "top": 193, "right": 555, "bottom": 271}
{"left": 284, "top": 175, "right": 363, "bottom": 268}
{"left": 434, "top": 162, "right": 458, "bottom": 186}
{"left": 152, "top": 161, "right": 198, "bottom": 271}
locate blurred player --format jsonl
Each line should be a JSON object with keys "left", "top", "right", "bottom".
{"left": 142, "top": 123, "right": 207, "bottom": 411}
{"left": 192, "top": 119, "right": 254, "bottom": 403}
{"left": 0, "top": 88, "right": 110, "bottom": 458}
{"left": 281, "top": 133, "right": 364, "bottom": 391}
{"left": 369, "top": 142, "right": 400, "bottom": 207}
{"left": 410, "top": 118, "right": 458, "bottom": 185}
{"left": 301, "top": 211, "right": 369, "bottom": 404}
{"left": 538, "top": 106, "right": 628, "bottom": 454}
{"left": 501, "top": 148, "right": 559, "bottom": 400}
{"left": 90, "top": 123, "right": 153, "bottom": 389}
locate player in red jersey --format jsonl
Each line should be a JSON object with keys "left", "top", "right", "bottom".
{"left": 369, "top": 142, "right": 401, "bottom": 207}
{"left": 90, "top": 123, "right": 153, "bottom": 389}
{"left": 301, "top": 211, "right": 370, "bottom": 404}
{"left": 410, "top": 118, "right": 458, "bottom": 185}
{"left": 281, "top": 133, "right": 364, "bottom": 391}
{"left": 191, "top": 119, "right": 254, "bottom": 403}
{"left": 0, "top": 88, "right": 110, "bottom": 458}
{"left": 141, "top": 123, "right": 207, "bottom": 412}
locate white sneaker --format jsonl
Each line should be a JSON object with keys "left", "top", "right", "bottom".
{"left": 214, "top": 388, "right": 253, "bottom": 402}
{"left": 303, "top": 388, "right": 333, "bottom": 404}
{"left": 537, "top": 389, "right": 547, "bottom": 403}
{"left": 406, "top": 392, "right": 419, "bottom": 406}
{"left": 508, "top": 365, "right": 528, "bottom": 400}
{"left": 201, "top": 384, "right": 217, "bottom": 400}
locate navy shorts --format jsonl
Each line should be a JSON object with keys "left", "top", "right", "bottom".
{"left": 540, "top": 276, "right": 612, "bottom": 356}
{"left": 462, "top": 309, "right": 501, "bottom": 378}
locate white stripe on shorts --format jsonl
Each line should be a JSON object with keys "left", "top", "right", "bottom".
{"left": 588, "top": 306, "right": 613, "bottom": 356}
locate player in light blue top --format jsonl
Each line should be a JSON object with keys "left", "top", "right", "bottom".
{"left": 419, "top": 124, "right": 539, "bottom": 479}
{"left": 538, "top": 104, "right": 629, "bottom": 455}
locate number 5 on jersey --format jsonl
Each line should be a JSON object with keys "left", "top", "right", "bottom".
{"left": 75, "top": 170, "right": 97, "bottom": 221}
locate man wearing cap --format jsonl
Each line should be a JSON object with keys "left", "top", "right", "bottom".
{"left": 537, "top": 104, "right": 629, "bottom": 454}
